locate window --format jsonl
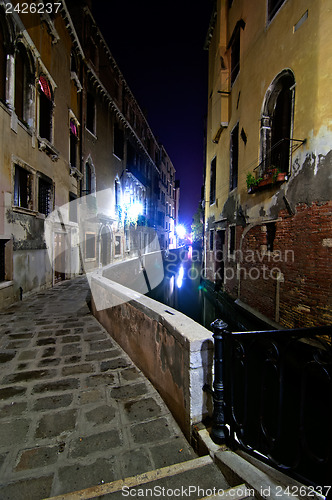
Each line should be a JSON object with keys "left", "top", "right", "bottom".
{"left": 15, "top": 46, "right": 26, "bottom": 122}
{"left": 231, "top": 29, "right": 240, "bottom": 84}
{"left": 230, "top": 124, "right": 239, "bottom": 190}
{"left": 209, "top": 230, "right": 214, "bottom": 251}
{"left": 228, "top": 20, "right": 245, "bottom": 86}
{"left": 266, "top": 223, "right": 276, "bottom": 252}
{"left": 38, "top": 76, "right": 53, "bottom": 141}
{"left": 70, "top": 51, "right": 77, "bottom": 73}
{"left": 14, "top": 165, "right": 33, "bottom": 210}
{"left": 260, "top": 70, "right": 295, "bottom": 174}
{"left": 69, "top": 192, "right": 77, "bottom": 223}
{"left": 86, "top": 91, "right": 95, "bottom": 133}
{"left": 85, "top": 163, "right": 92, "bottom": 195}
{"left": 268, "top": 0, "right": 286, "bottom": 22}
{"left": 115, "top": 235, "right": 121, "bottom": 255}
{"left": 229, "top": 225, "right": 236, "bottom": 256}
{"left": 85, "top": 232, "right": 96, "bottom": 260}
{"left": 115, "top": 180, "right": 121, "bottom": 209}
{"left": 210, "top": 157, "right": 216, "bottom": 205}
{"left": 69, "top": 119, "right": 78, "bottom": 168}
{"left": 114, "top": 123, "right": 124, "bottom": 159}
{"left": 38, "top": 176, "right": 53, "bottom": 216}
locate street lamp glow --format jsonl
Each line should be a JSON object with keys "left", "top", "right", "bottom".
{"left": 176, "top": 224, "right": 186, "bottom": 239}
{"left": 127, "top": 201, "right": 143, "bottom": 220}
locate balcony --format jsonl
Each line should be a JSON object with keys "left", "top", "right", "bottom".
{"left": 247, "top": 138, "right": 306, "bottom": 194}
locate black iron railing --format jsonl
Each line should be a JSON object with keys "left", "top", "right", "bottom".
{"left": 205, "top": 322, "right": 332, "bottom": 488}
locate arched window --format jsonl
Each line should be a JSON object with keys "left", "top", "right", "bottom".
{"left": 83, "top": 156, "right": 96, "bottom": 196}
{"left": 260, "top": 70, "right": 295, "bottom": 174}
{"left": 38, "top": 75, "right": 53, "bottom": 141}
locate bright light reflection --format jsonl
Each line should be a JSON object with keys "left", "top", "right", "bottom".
{"left": 169, "top": 275, "right": 174, "bottom": 295}
{"left": 176, "top": 224, "right": 186, "bottom": 239}
{"left": 176, "top": 266, "right": 184, "bottom": 288}
{"left": 127, "top": 202, "right": 143, "bottom": 220}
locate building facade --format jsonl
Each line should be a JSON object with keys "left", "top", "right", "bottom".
{"left": 204, "top": 0, "right": 332, "bottom": 328}
{"left": 0, "top": 0, "right": 177, "bottom": 309}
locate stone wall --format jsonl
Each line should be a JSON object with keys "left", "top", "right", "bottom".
{"left": 89, "top": 267, "right": 214, "bottom": 440}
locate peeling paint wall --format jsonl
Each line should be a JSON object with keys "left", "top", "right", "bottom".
{"left": 204, "top": 0, "right": 332, "bottom": 327}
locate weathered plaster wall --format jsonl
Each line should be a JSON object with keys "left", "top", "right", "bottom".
{"left": 204, "top": 0, "right": 332, "bottom": 327}
{"left": 89, "top": 272, "right": 214, "bottom": 440}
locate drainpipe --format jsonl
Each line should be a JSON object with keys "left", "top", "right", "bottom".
{"left": 275, "top": 271, "right": 284, "bottom": 323}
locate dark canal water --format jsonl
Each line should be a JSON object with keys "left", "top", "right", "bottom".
{"left": 147, "top": 246, "right": 242, "bottom": 332}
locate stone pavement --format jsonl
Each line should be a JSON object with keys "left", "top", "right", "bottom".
{"left": 0, "top": 277, "right": 231, "bottom": 500}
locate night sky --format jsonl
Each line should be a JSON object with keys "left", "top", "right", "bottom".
{"left": 92, "top": 1, "right": 213, "bottom": 229}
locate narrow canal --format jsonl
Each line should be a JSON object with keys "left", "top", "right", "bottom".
{"left": 147, "top": 246, "right": 272, "bottom": 332}
{"left": 147, "top": 246, "right": 242, "bottom": 331}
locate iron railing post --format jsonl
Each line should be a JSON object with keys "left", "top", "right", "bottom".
{"left": 210, "top": 319, "right": 229, "bottom": 444}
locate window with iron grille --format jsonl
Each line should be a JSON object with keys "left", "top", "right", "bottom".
{"left": 14, "top": 164, "right": 33, "bottom": 209}
{"left": 38, "top": 176, "right": 53, "bottom": 216}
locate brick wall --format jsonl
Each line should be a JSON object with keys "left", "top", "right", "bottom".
{"left": 223, "top": 202, "right": 332, "bottom": 328}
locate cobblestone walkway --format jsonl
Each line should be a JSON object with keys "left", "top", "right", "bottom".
{"left": 0, "top": 277, "right": 206, "bottom": 499}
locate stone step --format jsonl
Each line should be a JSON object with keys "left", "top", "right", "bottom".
{"left": 44, "top": 455, "right": 249, "bottom": 500}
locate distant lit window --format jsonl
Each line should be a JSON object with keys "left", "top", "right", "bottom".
{"left": 38, "top": 75, "right": 53, "bottom": 141}
{"left": 210, "top": 157, "right": 216, "bottom": 205}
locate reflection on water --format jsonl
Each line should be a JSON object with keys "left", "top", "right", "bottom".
{"left": 147, "top": 247, "right": 219, "bottom": 329}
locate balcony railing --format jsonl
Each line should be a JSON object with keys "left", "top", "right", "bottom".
{"left": 255, "top": 138, "right": 306, "bottom": 175}
{"left": 205, "top": 322, "right": 331, "bottom": 489}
